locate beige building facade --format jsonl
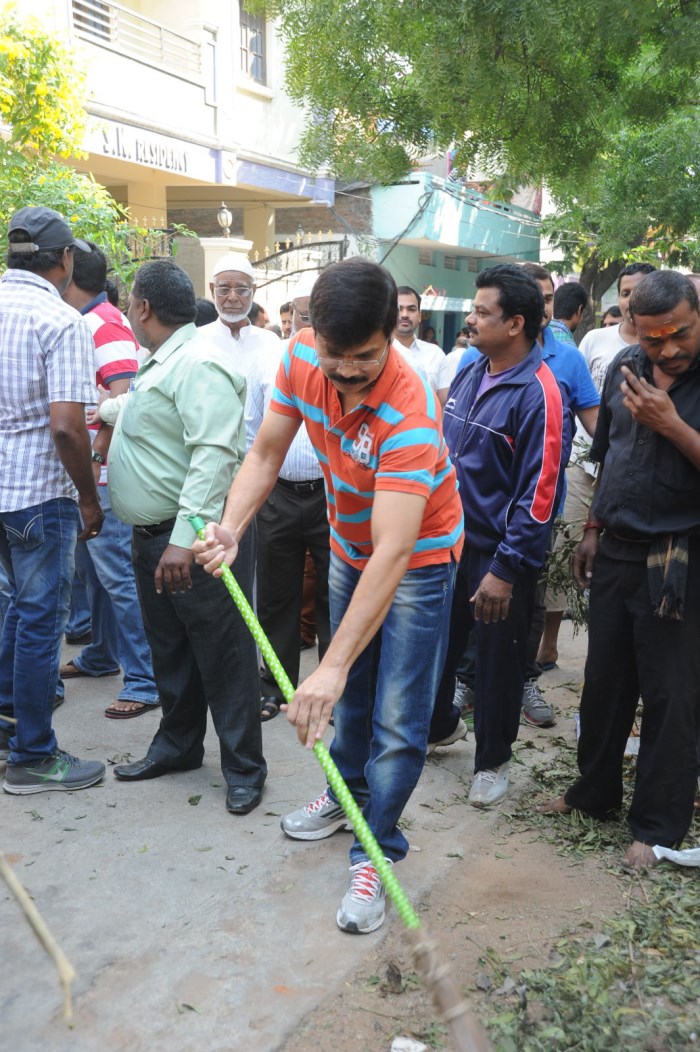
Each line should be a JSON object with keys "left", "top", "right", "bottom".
{"left": 17, "top": 0, "right": 334, "bottom": 293}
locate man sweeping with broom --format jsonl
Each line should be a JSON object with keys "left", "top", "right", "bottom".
{"left": 194, "top": 257, "right": 463, "bottom": 933}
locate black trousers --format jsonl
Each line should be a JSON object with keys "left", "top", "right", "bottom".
{"left": 565, "top": 541, "right": 700, "bottom": 847}
{"left": 429, "top": 546, "right": 537, "bottom": 772}
{"left": 256, "top": 479, "right": 331, "bottom": 701}
{"left": 132, "top": 526, "right": 266, "bottom": 789}
{"left": 524, "top": 576, "right": 547, "bottom": 680}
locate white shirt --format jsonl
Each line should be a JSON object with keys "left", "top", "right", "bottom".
{"left": 574, "top": 323, "right": 631, "bottom": 474}
{"left": 443, "top": 347, "right": 466, "bottom": 387}
{"left": 199, "top": 318, "right": 281, "bottom": 449}
{"left": 578, "top": 323, "right": 629, "bottom": 394}
{"left": 393, "top": 336, "right": 451, "bottom": 394}
{"left": 247, "top": 337, "right": 323, "bottom": 481}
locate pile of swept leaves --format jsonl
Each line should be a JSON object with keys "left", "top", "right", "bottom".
{"left": 483, "top": 740, "right": 699, "bottom": 1050}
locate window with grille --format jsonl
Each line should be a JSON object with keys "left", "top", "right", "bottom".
{"left": 418, "top": 249, "right": 434, "bottom": 266}
{"left": 240, "top": 2, "right": 266, "bottom": 84}
{"left": 444, "top": 254, "right": 461, "bottom": 271}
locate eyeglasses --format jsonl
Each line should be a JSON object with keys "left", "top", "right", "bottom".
{"left": 317, "top": 339, "right": 390, "bottom": 370}
{"left": 213, "top": 285, "right": 253, "bottom": 298}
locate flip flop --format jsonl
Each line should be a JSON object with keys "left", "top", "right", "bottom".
{"left": 537, "top": 661, "right": 558, "bottom": 672}
{"left": 60, "top": 660, "right": 120, "bottom": 679}
{"left": 104, "top": 702, "right": 158, "bottom": 720}
{"left": 261, "top": 697, "right": 281, "bottom": 722}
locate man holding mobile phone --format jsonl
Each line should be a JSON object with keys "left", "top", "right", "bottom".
{"left": 540, "top": 270, "right": 700, "bottom": 870}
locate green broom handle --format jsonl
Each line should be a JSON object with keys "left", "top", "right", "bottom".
{"left": 189, "top": 515, "right": 420, "bottom": 929}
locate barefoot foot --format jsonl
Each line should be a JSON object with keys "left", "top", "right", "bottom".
{"left": 537, "top": 795, "right": 572, "bottom": 815}
{"left": 622, "top": 841, "right": 658, "bottom": 871}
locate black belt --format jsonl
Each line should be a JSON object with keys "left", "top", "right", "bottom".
{"left": 276, "top": 477, "right": 324, "bottom": 495}
{"left": 608, "top": 530, "right": 652, "bottom": 544}
{"left": 133, "top": 517, "right": 177, "bottom": 538}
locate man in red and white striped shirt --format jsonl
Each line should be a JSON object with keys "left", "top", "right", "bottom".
{"left": 59, "top": 244, "right": 159, "bottom": 720}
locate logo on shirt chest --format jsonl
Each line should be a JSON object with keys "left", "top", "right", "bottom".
{"left": 350, "top": 422, "right": 374, "bottom": 467}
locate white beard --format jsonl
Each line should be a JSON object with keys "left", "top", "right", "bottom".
{"left": 217, "top": 308, "right": 250, "bottom": 323}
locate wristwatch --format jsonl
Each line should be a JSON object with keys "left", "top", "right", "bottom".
{"left": 91, "top": 450, "right": 106, "bottom": 465}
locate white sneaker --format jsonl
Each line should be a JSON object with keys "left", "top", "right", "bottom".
{"left": 468, "top": 763, "right": 509, "bottom": 808}
{"left": 336, "top": 859, "right": 389, "bottom": 934}
{"left": 427, "top": 717, "right": 467, "bottom": 753}
{"left": 281, "top": 789, "right": 349, "bottom": 840}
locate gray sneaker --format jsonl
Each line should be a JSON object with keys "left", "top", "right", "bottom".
{"left": 454, "top": 681, "right": 475, "bottom": 727}
{"left": 3, "top": 750, "right": 105, "bottom": 795}
{"left": 521, "top": 678, "right": 556, "bottom": 727}
{"left": 468, "top": 763, "right": 510, "bottom": 808}
{"left": 337, "top": 859, "right": 389, "bottom": 933}
{"left": 281, "top": 789, "right": 349, "bottom": 840}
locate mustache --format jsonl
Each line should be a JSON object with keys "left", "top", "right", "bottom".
{"left": 328, "top": 374, "right": 366, "bottom": 385}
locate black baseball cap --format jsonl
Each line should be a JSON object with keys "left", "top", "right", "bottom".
{"left": 7, "top": 207, "right": 92, "bottom": 255}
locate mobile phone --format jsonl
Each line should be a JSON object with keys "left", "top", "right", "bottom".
{"left": 621, "top": 357, "right": 640, "bottom": 380}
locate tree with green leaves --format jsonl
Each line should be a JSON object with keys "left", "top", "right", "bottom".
{"left": 544, "top": 106, "right": 700, "bottom": 308}
{"left": 261, "top": 0, "right": 700, "bottom": 306}
{"left": 0, "top": 12, "right": 187, "bottom": 286}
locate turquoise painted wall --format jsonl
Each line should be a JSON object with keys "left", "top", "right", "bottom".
{"left": 376, "top": 243, "right": 476, "bottom": 299}
{"left": 372, "top": 174, "right": 541, "bottom": 261}
{"left": 370, "top": 174, "right": 541, "bottom": 350}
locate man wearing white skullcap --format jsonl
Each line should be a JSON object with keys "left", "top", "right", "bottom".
{"left": 199, "top": 252, "right": 280, "bottom": 449}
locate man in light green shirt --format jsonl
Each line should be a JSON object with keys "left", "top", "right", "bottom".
{"left": 107, "top": 260, "right": 266, "bottom": 815}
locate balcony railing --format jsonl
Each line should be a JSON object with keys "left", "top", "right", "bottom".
{"left": 72, "top": 0, "right": 202, "bottom": 81}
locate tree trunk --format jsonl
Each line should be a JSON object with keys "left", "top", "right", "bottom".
{"left": 574, "top": 253, "right": 625, "bottom": 340}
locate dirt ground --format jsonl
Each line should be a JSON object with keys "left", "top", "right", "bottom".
{"left": 281, "top": 747, "right": 626, "bottom": 1052}
{"left": 281, "top": 624, "right": 631, "bottom": 1052}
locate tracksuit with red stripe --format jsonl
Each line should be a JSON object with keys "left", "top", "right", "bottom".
{"left": 430, "top": 345, "right": 573, "bottom": 772}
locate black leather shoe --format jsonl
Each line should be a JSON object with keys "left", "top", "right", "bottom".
{"left": 226, "top": 785, "right": 263, "bottom": 814}
{"left": 114, "top": 757, "right": 200, "bottom": 781}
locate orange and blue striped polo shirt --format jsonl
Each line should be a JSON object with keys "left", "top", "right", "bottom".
{"left": 271, "top": 329, "right": 464, "bottom": 570}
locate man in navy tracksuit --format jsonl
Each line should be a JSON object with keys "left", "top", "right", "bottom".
{"left": 430, "top": 265, "right": 573, "bottom": 807}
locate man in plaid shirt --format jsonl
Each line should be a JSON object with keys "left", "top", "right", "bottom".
{"left": 0, "top": 207, "right": 106, "bottom": 795}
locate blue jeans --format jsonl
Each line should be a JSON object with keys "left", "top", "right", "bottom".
{"left": 61, "top": 490, "right": 158, "bottom": 705}
{"left": 0, "top": 498, "right": 79, "bottom": 763}
{"left": 327, "top": 553, "right": 456, "bottom": 864}
{"left": 64, "top": 572, "right": 91, "bottom": 640}
{"left": 0, "top": 561, "right": 11, "bottom": 634}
